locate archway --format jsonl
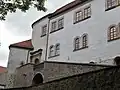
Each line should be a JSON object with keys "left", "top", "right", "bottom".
{"left": 114, "top": 56, "right": 120, "bottom": 65}
{"left": 32, "top": 73, "right": 43, "bottom": 85}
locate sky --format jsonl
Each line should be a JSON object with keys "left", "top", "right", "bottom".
{"left": 0, "top": 0, "right": 74, "bottom": 67}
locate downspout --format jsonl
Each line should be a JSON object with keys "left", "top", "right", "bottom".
{"left": 26, "top": 50, "right": 30, "bottom": 63}
{"left": 45, "top": 18, "right": 50, "bottom": 61}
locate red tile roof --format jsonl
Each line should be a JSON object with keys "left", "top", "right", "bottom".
{"left": 9, "top": 39, "right": 34, "bottom": 50}
{"left": 0, "top": 66, "right": 7, "bottom": 73}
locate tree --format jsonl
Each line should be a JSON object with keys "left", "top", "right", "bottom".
{"left": 0, "top": 0, "right": 47, "bottom": 20}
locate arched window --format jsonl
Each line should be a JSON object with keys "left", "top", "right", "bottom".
{"left": 74, "top": 37, "right": 80, "bottom": 50}
{"left": 55, "top": 43, "right": 60, "bottom": 55}
{"left": 108, "top": 25, "right": 118, "bottom": 41}
{"left": 35, "top": 58, "right": 39, "bottom": 65}
{"left": 49, "top": 45, "right": 54, "bottom": 57}
{"left": 82, "top": 34, "right": 88, "bottom": 48}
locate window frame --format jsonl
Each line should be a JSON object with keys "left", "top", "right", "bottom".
{"left": 108, "top": 24, "right": 120, "bottom": 41}
{"left": 49, "top": 45, "right": 54, "bottom": 57}
{"left": 58, "top": 18, "right": 64, "bottom": 30}
{"left": 55, "top": 43, "right": 60, "bottom": 56}
{"left": 105, "top": 0, "right": 119, "bottom": 11}
{"left": 34, "top": 58, "right": 39, "bottom": 65}
{"left": 82, "top": 33, "right": 88, "bottom": 48}
{"left": 75, "top": 10, "right": 83, "bottom": 22}
{"left": 51, "top": 21, "right": 57, "bottom": 32}
{"left": 74, "top": 5, "right": 91, "bottom": 24}
{"left": 41, "top": 24, "right": 47, "bottom": 37}
{"left": 74, "top": 36, "right": 80, "bottom": 51}
{"left": 84, "top": 6, "right": 91, "bottom": 19}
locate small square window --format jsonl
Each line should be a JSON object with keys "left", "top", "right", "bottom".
{"left": 41, "top": 25, "right": 47, "bottom": 37}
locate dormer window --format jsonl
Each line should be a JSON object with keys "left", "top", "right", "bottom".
{"left": 41, "top": 25, "right": 47, "bottom": 37}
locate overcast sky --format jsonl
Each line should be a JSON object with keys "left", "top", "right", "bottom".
{"left": 0, "top": 0, "right": 74, "bottom": 67}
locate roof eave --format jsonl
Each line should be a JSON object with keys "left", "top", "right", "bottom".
{"left": 9, "top": 45, "right": 34, "bottom": 50}
{"left": 31, "top": 13, "right": 52, "bottom": 28}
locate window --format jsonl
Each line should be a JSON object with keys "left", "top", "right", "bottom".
{"left": 108, "top": 25, "right": 120, "bottom": 41}
{"left": 35, "top": 58, "right": 39, "bottom": 65}
{"left": 84, "top": 6, "right": 91, "bottom": 19}
{"left": 109, "top": 26, "right": 117, "bottom": 40}
{"left": 76, "top": 11, "right": 83, "bottom": 22}
{"left": 51, "top": 17, "right": 64, "bottom": 33}
{"left": 82, "top": 34, "right": 88, "bottom": 48}
{"left": 55, "top": 43, "right": 60, "bottom": 55}
{"left": 74, "top": 5, "right": 91, "bottom": 24}
{"left": 51, "top": 21, "right": 57, "bottom": 32}
{"left": 118, "top": 0, "right": 120, "bottom": 4}
{"left": 49, "top": 45, "right": 54, "bottom": 57}
{"left": 73, "top": 34, "right": 88, "bottom": 51}
{"left": 41, "top": 25, "right": 47, "bottom": 36}
{"left": 48, "top": 44, "right": 60, "bottom": 58}
{"left": 106, "top": 0, "right": 119, "bottom": 10}
{"left": 58, "top": 18, "right": 64, "bottom": 29}
{"left": 74, "top": 37, "right": 80, "bottom": 50}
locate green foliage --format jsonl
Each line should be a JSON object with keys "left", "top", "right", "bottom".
{"left": 0, "top": 0, "right": 47, "bottom": 20}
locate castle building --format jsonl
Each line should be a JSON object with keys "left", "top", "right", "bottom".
{"left": 5, "top": 0, "right": 120, "bottom": 88}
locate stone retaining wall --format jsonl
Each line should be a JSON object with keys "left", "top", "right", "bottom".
{"left": 3, "top": 66, "right": 120, "bottom": 90}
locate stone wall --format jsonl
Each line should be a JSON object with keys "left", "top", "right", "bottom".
{"left": 6, "top": 73, "right": 15, "bottom": 88}
{"left": 14, "top": 64, "right": 34, "bottom": 88}
{"left": 43, "top": 61, "right": 110, "bottom": 82}
{"left": 12, "top": 61, "right": 111, "bottom": 88}
{"left": 0, "top": 72, "right": 7, "bottom": 88}
{"left": 4, "top": 66, "right": 120, "bottom": 90}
